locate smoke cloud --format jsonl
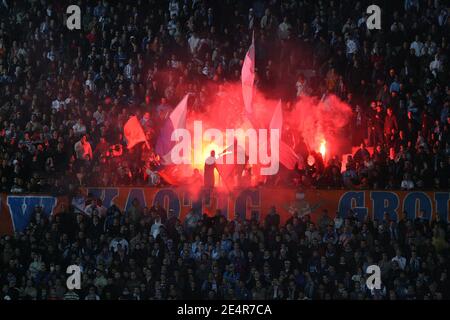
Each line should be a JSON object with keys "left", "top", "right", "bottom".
{"left": 184, "top": 82, "right": 353, "bottom": 164}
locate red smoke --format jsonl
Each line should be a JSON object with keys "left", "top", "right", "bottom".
{"left": 184, "top": 82, "right": 353, "bottom": 167}
{"left": 288, "top": 94, "right": 354, "bottom": 162}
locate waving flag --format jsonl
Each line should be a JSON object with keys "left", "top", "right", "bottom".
{"left": 158, "top": 164, "right": 192, "bottom": 186}
{"left": 241, "top": 32, "right": 255, "bottom": 115}
{"left": 269, "top": 101, "right": 299, "bottom": 170}
{"left": 124, "top": 116, "right": 150, "bottom": 149}
{"left": 155, "top": 94, "right": 189, "bottom": 164}
{"left": 269, "top": 100, "right": 283, "bottom": 131}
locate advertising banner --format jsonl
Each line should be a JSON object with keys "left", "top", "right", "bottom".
{"left": 0, "top": 189, "right": 448, "bottom": 235}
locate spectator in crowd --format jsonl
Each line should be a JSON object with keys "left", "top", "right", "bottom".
{"left": 74, "top": 135, "right": 93, "bottom": 162}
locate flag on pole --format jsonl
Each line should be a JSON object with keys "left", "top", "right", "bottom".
{"left": 269, "top": 100, "right": 283, "bottom": 130}
{"left": 124, "top": 116, "right": 150, "bottom": 150}
{"left": 241, "top": 32, "right": 255, "bottom": 115}
{"left": 278, "top": 140, "right": 299, "bottom": 170}
{"left": 269, "top": 101, "right": 299, "bottom": 170}
{"left": 155, "top": 94, "right": 189, "bottom": 164}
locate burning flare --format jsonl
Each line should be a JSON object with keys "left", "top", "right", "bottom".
{"left": 319, "top": 140, "right": 326, "bottom": 160}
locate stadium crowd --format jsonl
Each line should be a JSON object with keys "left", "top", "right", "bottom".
{"left": 1, "top": 198, "right": 450, "bottom": 300}
{"left": 0, "top": 0, "right": 449, "bottom": 192}
{"left": 0, "top": 0, "right": 450, "bottom": 300}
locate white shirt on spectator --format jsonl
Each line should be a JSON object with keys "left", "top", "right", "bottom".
{"left": 404, "top": 0, "right": 419, "bottom": 11}
{"left": 145, "top": 168, "right": 160, "bottom": 186}
{"left": 188, "top": 34, "right": 200, "bottom": 54}
{"left": 93, "top": 111, "right": 105, "bottom": 124}
{"left": 74, "top": 139, "right": 93, "bottom": 160}
{"left": 52, "top": 99, "right": 65, "bottom": 111}
{"left": 168, "top": 0, "right": 179, "bottom": 17}
{"left": 410, "top": 40, "right": 424, "bottom": 57}
{"left": 46, "top": 50, "right": 56, "bottom": 61}
{"left": 429, "top": 57, "right": 443, "bottom": 75}
{"left": 346, "top": 38, "right": 358, "bottom": 55}
{"left": 334, "top": 216, "right": 344, "bottom": 230}
{"left": 73, "top": 122, "right": 87, "bottom": 136}
{"left": 71, "top": 195, "right": 86, "bottom": 213}
{"left": 151, "top": 220, "right": 163, "bottom": 239}
{"left": 296, "top": 80, "right": 306, "bottom": 97}
{"left": 438, "top": 10, "right": 448, "bottom": 26}
{"left": 85, "top": 79, "right": 96, "bottom": 91}
{"left": 168, "top": 19, "right": 178, "bottom": 36}
{"left": 110, "top": 238, "right": 129, "bottom": 254}
{"left": 124, "top": 63, "right": 133, "bottom": 79}
{"left": 392, "top": 255, "right": 406, "bottom": 270}
{"left": 278, "top": 22, "right": 290, "bottom": 40}
{"left": 422, "top": 41, "right": 436, "bottom": 56}
{"left": 84, "top": 203, "right": 107, "bottom": 217}
{"left": 401, "top": 179, "right": 414, "bottom": 190}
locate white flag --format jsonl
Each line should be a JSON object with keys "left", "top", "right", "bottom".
{"left": 241, "top": 32, "right": 255, "bottom": 114}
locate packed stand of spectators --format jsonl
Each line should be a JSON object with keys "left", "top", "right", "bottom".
{"left": 0, "top": 0, "right": 449, "bottom": 194}
{"left": 1, "top": 197, "right": 450, "bottom": 300}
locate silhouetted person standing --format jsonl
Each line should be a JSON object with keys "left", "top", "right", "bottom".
{"left": 204, "top": 150, "right": 216, "bottom": 189}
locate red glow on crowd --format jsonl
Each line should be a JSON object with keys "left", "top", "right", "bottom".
{"left": 319, "top": 140, "right": 327, "bottom": 160}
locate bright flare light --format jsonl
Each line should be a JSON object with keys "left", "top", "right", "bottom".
{"left": 191, "top": 142, "right": 221, "bottom": 183}
{"left": 191, "top": 142, "right": 221, "bottom": 170}
{"left": 319, "top": 140, "right": 326, "bottom": 160}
